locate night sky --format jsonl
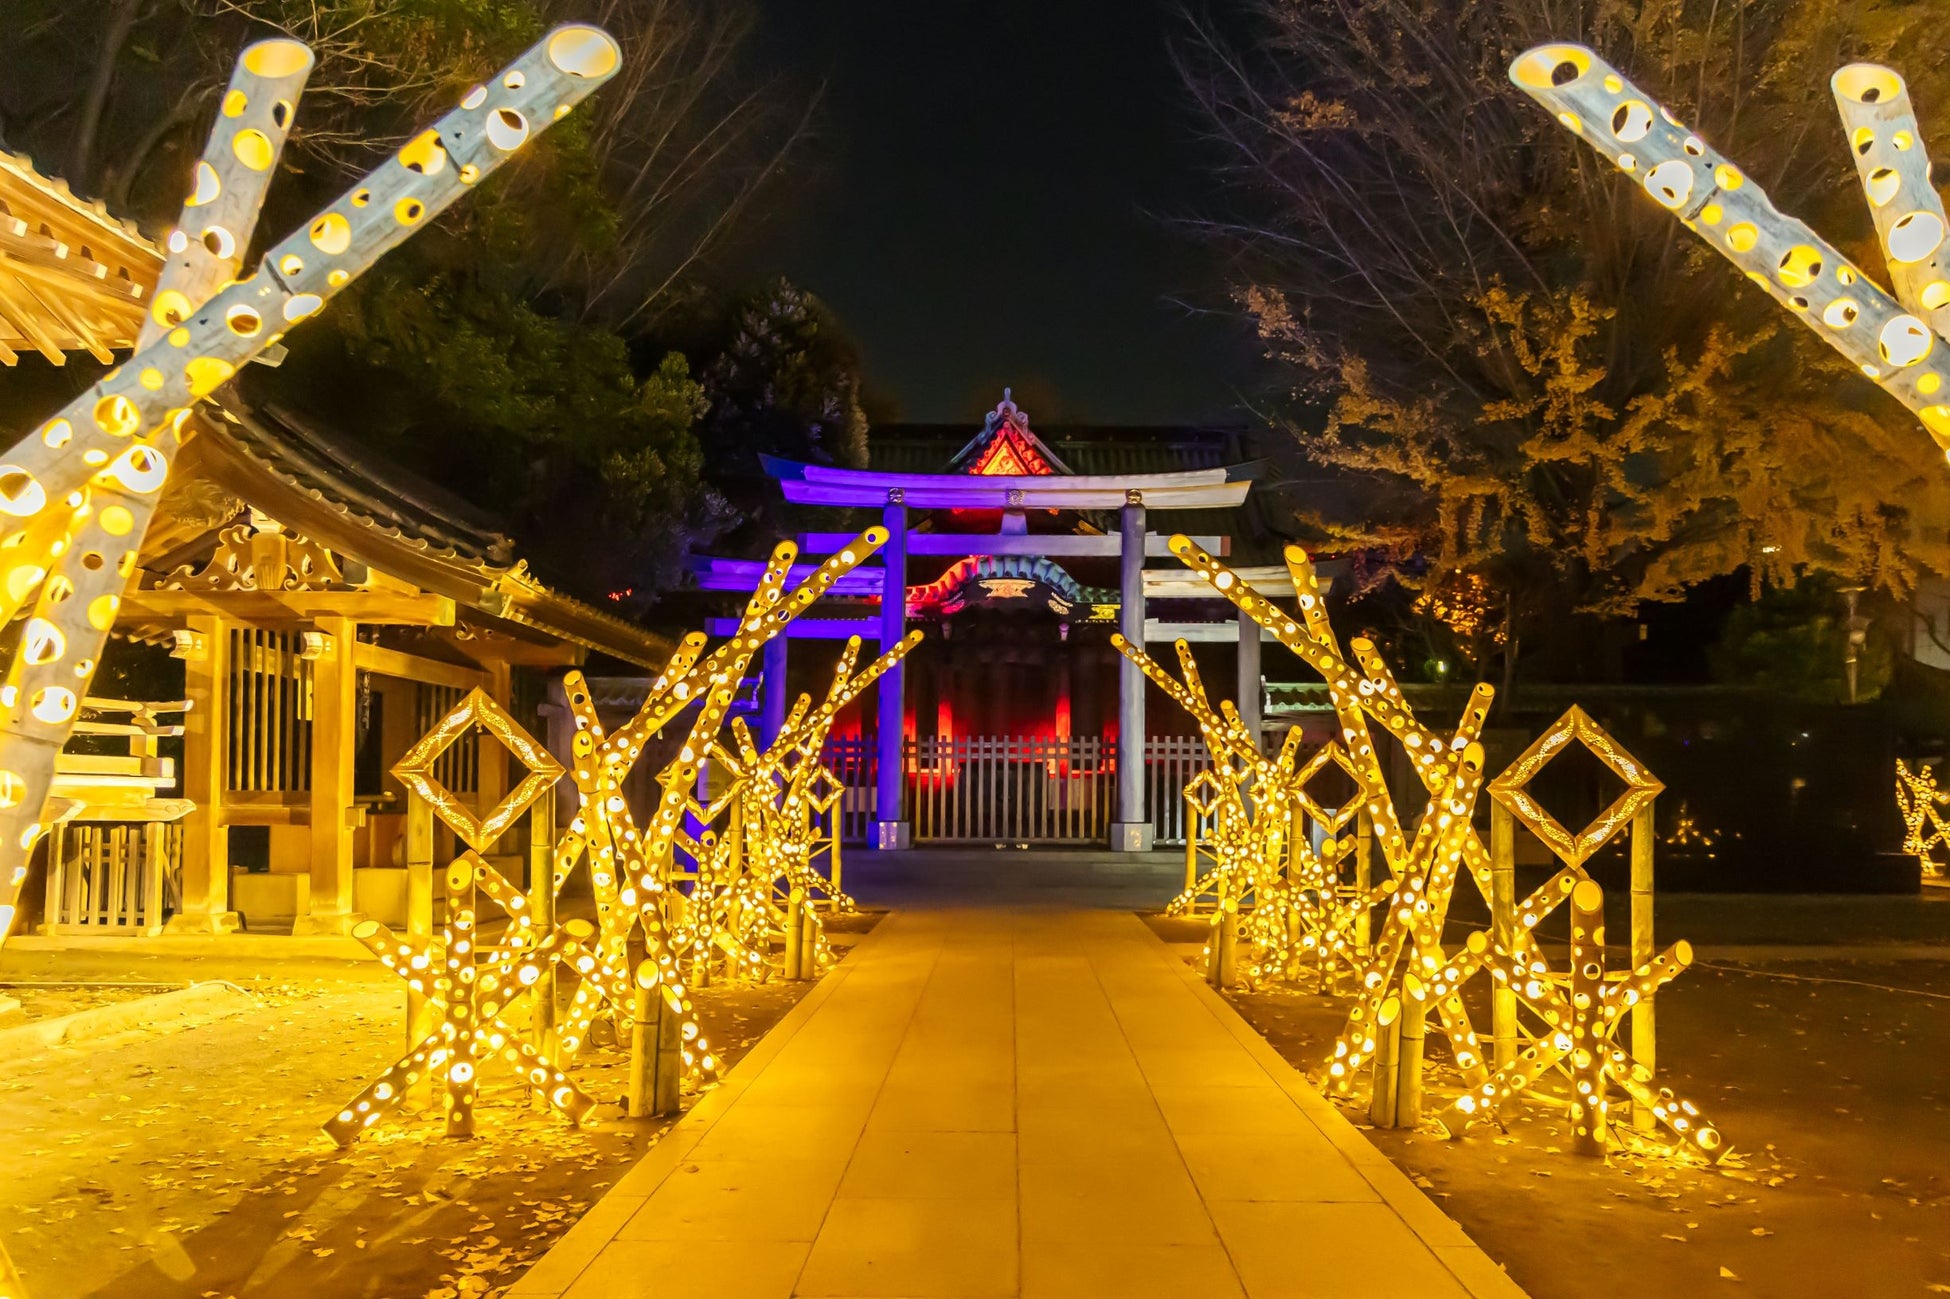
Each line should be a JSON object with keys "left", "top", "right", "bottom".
{"left": 746, "top": 0, "right": 1260, "bottom": 426}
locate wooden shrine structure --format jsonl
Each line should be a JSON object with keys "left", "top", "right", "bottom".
{"left": 690, "top": 392, "right": 1288, "bottom": 850}
{"left": 3, "top": 153, "right": 669, "bottom": 938}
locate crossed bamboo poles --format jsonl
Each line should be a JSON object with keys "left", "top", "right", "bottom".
{"left": 0, "top": 27, "right": 624, "bottom": 942}
{"left": 1130, "top": 537, "right": 1726, "bottom": 1161}
{"left": 329, "top": 529, "right": 902, "bottom": 1142}
{"left": 1512, "top": 45, "right": 1950, "bottom": 458}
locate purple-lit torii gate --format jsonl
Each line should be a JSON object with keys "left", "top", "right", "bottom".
{"left": 693, "top": 400, "right": 1270, "bottom": 851}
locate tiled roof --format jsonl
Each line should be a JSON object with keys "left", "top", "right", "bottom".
{"left": 0, "top": 151, "right": 160, "bottom": 364}
{"left": 162, "top": 395, "right": 676, "bottom": 668}
{"left": 868, "top": 422, "right": 1290, "bottom": 562}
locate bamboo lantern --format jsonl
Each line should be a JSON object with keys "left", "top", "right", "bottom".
{"left": 1509, "top": 44, "right": 1950, "bottom": 453}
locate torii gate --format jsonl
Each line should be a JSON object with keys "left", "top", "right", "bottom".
{"left": 692, "top": 425, "right": 1264, "bottom": 851}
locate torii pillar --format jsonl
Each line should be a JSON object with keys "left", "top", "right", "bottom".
{"left": 1112, "top": 490, "right": 1154, "bottom": 851}
{"left": 761, "top": 633, "right": 788, "bottom": 746}
{"left": 1237, "top": 606, "right": 1262, "bottom": 752}
{"left": 874, "top": 489, "right": 911, "bottom": 849}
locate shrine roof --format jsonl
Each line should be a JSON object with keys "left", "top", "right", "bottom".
{"left": 0, "top": 150, "right": 160, "bottom": 364}
{"left": 761, "top": 454, "right": 1258, "bottom": 510}
{"left": 870, "top": 422, "right": 1244, "bottom": 478}
{"left": 137, "top": 396, "right": 675, "bottom": 667}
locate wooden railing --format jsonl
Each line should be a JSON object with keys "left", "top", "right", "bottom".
{"left": 819, "top": 734, "right": 1217, "bottom": 846}
{"left": 1145, "top": 734, "right": 1214, "bottom": 847}
{"left": 822, "top": 737, "right": 877, "bottom": 844}
{"left": 44, "top": 822, "right": 183, "bottom": 934}
{"left": 226, "top": 626, "right": 312, "bottom": 793}
{"left": 910, "top": 735, "right": 1115, "bottom": 844}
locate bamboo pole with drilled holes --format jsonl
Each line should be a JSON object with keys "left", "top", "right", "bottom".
{"left": 0, "top": 26, "right": 623, "bottom": 941}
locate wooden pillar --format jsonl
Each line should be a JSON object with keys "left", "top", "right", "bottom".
{"left": 296, "top": 616, "right": 359, "bottom": 934}
{"left": 167, "top": 614, "right": 237, "bottom": 933}
{"left": 1112, "top": 493, "right": 1152, "bottom": 851}
{"left": 1236, "top": 608, "right": 1261, "bottom": 753}
{"left": 874, "top": 491, "right": 910, "bottom": 849}
{"left": 761, "top": 634, "right": 788, "bottom": 747}
{"left": 479, "top": 660, "right": 512, "bottom": 820}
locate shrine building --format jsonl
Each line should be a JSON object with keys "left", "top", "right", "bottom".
{"left": 3, "top": 152, "right": 672, "bottom": 939}
{"left": 689, "top": 392, "right": 1308, "bottom": 852}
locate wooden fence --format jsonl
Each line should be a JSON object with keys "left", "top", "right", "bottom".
{"left": 911, "top": 735, "right": 1116, "bottom": 844}
{"left": 43, "top": 822, "right": 182, "bottom": 934}
{"left": 820, "top": 734, "right": 1216, "bottom": 846}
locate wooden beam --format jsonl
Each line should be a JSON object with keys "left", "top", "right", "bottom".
{"left": 1144, "top": 566, "right": 1298, "bottom": 599}
{"left": 692, "top": 562, "right": 882, "bottom": 596}
{"left": 353, "top": 641, "right": 489, "bottom": 690}
{"left": 778, "top": 477, "right": 1254, "bottom": 510}
{"left": 794, "top": 532, "right": 1233, "bottom": 558}
{"left": 118, "top": 588, "right": 456, "bottom": 627}
{"left": 436, "top": 624, "right": 586, "bottom": 669}
{"left": 705, "top": 617, "right": 880, "bottom": 641}
{"left": 1144, "top": 620, "right": 1278, "bottom": 643}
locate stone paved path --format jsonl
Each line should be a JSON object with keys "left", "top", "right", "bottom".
{"left": 511, "top": 908, "right": 1527, "bottom": 1298}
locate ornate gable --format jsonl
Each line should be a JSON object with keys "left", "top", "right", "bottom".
{"left": 951, "top": 390, "right": 1071, "bottom": 477}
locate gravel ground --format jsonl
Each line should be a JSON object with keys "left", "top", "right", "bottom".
{"left": 1210, "top": 952, "right": 1950, "bottom": 1299}
{"left": 0, "top": 982, "right": 178, "bottom": 1024}
{"left": 0, "top": 922, "right": 878, "bottom": 1299}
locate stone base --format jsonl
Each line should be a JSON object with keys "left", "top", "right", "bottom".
{"left": 874, "top": 821, "right": 912, "bottom": 851}
{"left": 290, "top": 910, "right": 366, "bottom": 937}
{"left": 1110, "top": 821, "right": 1156, "bottom": 853}
{"left": 163, "top": 910, "right": 241, "bottom": 936}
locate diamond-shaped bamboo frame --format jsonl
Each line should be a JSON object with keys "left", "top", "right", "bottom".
{"left": 392, "top": 688, "right": 565, "bottom": 852}
{"left": 1488, "top": 705, "right": 1663, "bottom": 868}
{"left": 1293, "top": 742, "right": 1366, "bottom": 836}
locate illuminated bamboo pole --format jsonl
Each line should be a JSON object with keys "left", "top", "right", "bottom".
{"left": 626, "top": 965, "right": 681, "bottom": 1118}
{"left": 529, "top": 791, "right": 557, "bottom": 1061}
{"left": 1831, "top": 66, "right": 1950, "bottom": 335}
{"left": 1208, "top": 891, "right": 1239, "bottom": 989}
{"left": 1490, "top": 800, "right": 1518, "bottom": 1072}
{"left": 1508, "top": 45, "right": 1950, "bottom": 453}
{"left": 828, "top": 807, "right": 844, "bottom": 898}
{"left": 800, "top": 897, "right": 821, "bottom": 973}
{"left": 139, "top": 39, "right": 315, "bottom": 353}
{"left": 1568, "top": 878, "right": 1608, "bottom": 1157}
{"left": 1183, "top": 795, "right": 1199, "bottom": 895}
{"left": 1630, "top": 800, "right": 1657, "bottom": 1133}
{"left": 1368, "top": 996, "right": 1401, "bottom": 1126}
{"left": 443, "top": 859, "right": 479, "bottom": 1138}
{"left": 1354, "top": 810, "right": 1373, "bottom": 951}
{"left": 0, "top": 26, "right": 623, "bottom": 939}
{"left": 1395, "top": 987, "right": 1427, "bottom": 1126}
{"left": 405, "top": 792, "right": 435, "bottom": 1044}
{"left": 0, "top": 39, "right": 309, "bottom": 934}
{"left": 783, "top": 886, "right": 807, "bottom": 981}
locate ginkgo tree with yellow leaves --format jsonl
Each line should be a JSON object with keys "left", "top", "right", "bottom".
{"left": 1182, "top": 0, "right": 1950, "bottom": 682}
